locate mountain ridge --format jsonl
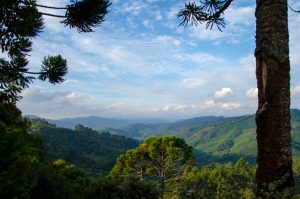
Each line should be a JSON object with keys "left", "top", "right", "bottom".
{"left": 27, "top": 109, "right": 300, "bottom": 169}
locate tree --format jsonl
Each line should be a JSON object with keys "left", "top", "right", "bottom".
{"left": 110, "top": 136, "right": 194, "bottom": 198}
{"left": 178, "top": 0, "right": 294, "bottom": 197}
{"left": 0, "top": 0, "right": 111, "bottom": 133}
{"left": 0, "top": 128, "right": 43, "bottom": 198}
{"left": 181, "top": 159, "right": 256, "bottom": 199}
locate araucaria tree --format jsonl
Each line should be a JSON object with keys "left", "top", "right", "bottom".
{"left": 178, "top": 0, "right": 294, "bottom": 198}
{"left": 0, "top": 0, "right": 111, "bottom": 132}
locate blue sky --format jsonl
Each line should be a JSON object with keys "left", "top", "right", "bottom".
{"left": 17, "top": 0, "right": 300, "bottom": 120}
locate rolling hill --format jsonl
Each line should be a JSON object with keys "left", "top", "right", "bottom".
{"left": 111, "top": 109, "right": 300, "bottom": 164}
{"left": 28, "top": 109, "right": 300, "bottom": 166}
{"left": 29, "top": 119, "right": 139, "bottom": 176}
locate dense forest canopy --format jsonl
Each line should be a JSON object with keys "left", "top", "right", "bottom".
{"left": 3, "top": 121, "right": 300, "bottom": 198}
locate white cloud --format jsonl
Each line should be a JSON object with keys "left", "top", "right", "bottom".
{"left": 36, "top": 0, "right": 70, "bottom": 32}
{"left": 116, "top": 1, "right": 148, "bottom": 16}
{"left": 246, "top": 88, "right": 258, "bottom": 98}
{"left": 162, "top": 104, "right": 193, "bottom": 112}
{"left": 154, "top": 35, "right": 181, "bottom": 46}
{"left": 145, "top": 0, "right": 160, "bottom": 3}
{"left": 153, "top": 10, "right": 163, "bottom": 21}
{"left": 291, "top": 85, "right": 300, "bottom": 96}
{"left": 189, "top": 26, "right": 231, "bottom": 42}
{"left": 221, "top": 102, "right": 243, "bottom": 110}
{"left": 240, "top": 54, "right": 255, "bottom": 72}
{"left": 214, "top": 88, "right": 234, "bottom": 99}
{"left": 175, "top": 52, "right": 224, "bottom": 66}
{"left": 18, "top": 87, "right": 137, "bottom": 119}
{"left": 142, "top": 19, "right": 154, "bottom": 29}
{"left": 186, "top": 3, "right": 255, "bottom": 44}
{"left": 182, "top": 77, "right": 205, "bottom": 88}
{"left": 18, "top": 1, "right": 297, "bottom": 119}
{"left": 202, "top": 100, "right": 216, "bottom": 109}
{"left": 225, "top": 5, "right": 255, "bottom": 27}
{"left": 166, "top": 3, "right": 183, "bottom": 20}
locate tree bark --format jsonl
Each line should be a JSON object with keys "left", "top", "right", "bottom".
{"left": 255, "top": 0, "right": 294, "bottom": 198}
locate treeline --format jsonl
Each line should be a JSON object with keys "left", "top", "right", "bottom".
{"left": 1, "top": 121, "right": 300, "bottom": 198}
{"left": 0, "top": 128, "right": 255, "bottom": 198}
{"left": 30, "top": 119, "right": 139, "bottom": 176}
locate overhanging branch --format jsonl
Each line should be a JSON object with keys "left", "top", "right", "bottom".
{"left": 289, "top": 5, "right": 300, "bottom": 13}
{"left": 36, "top": 4, "right": 67, "bottom": 10}
{"left": 39, "top": 12, "right": 66, "bottom": 18}
{"left": 178, "top": 0, "right": 234, "bottom": 31}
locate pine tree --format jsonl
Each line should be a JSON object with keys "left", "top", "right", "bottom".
{"left": 178, "top": 0, "right": 295, "bottom": 197}
{"left": 0, "top": 0, "right": 111, "bottom": 133}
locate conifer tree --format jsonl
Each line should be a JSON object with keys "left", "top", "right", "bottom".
{"left": 178, "top": 0, "right": 295, "bottom": 197}
{"left": 0, "top": 0, "right": 111, "bottom": 132}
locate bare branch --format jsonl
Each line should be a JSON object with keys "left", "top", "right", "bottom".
{"left": 36, "top": 4, "right": 67, "bottom": 10}
{"left": 289, "top": 5, "right": 300, "bottom": 13}
{"left": 39, "top": 12, "right": 66, "bottom": 18}
{"left": 23, "top": 71, "right": 41, "bottom": 75}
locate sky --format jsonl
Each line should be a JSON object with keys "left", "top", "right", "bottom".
{"left": 17, "top": 0, "right": 300, "bottom": 120}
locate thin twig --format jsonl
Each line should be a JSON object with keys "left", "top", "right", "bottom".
{"left": 289, "top": 5, "right": 300, "bottom": 13}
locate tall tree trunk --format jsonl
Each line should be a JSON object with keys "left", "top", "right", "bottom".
{"left": 255, "top": 0, "right": 294, "bottom": 198}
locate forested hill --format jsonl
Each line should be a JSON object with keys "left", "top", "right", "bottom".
{"left": 28, "top": 109, "right": 300, "bottom": 167}
{"left": 29, "top": 119, "right": 139, "bottom": 176}
{"left": 111, "top": 109, "right": 300, "bottom": 164}
{"left": 40, "top": 116, "right": 162, "bottom": 129}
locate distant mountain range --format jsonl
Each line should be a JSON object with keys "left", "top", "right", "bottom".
{"left": 25, "top": 115, "right": 164, "bottom": 129}
{"left": 26, "top": 109, "right": 300, "bottom": 165}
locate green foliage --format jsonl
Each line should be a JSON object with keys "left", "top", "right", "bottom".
{"left": 84, "top": 175, "right": 158, "bottom": 199}
{"left": 63, "top": 0, "right": 111, "bottom": 32}
{"left": 3, "top": 127, "right": 300, "bottom": 198}
{"left": 0, "top": 128, "right": 43, "bottom": 199}
{"left": 30, "top": 119, "right": 139, "bottom": 176}
{"left": 1, "top": 0, "right": 43, "bottom": 102}
{"left": 0, "top": 0, "right": 43, "bottom": 51}
{"left": 110, "top": 136, "right": 194, "bottom": 198}
{"left": 39, "top": 55, "right": 68, "bottom": 84}
{"left": 0, "top": 127, "right": 102, "bottom": 199}
{"left": 117, "top": 110, "right": 300, "bottom": 166}
{"left": 178, "top": 0, "right": 233, "bottom": 30}
{"left": 75, "top": 123, "right": 94, "bottom": 133}
{"left": 30, "top": 159, "right": 95, "bottom": 199}
{"left": 181, "top": 158, "right": 256, "bottom": 199}
{"left": 116, "top": 175, "right": 159, "bottom": 199}
{"left": 29, "top": 118, "right": 56, "bottom": 132}
{"left": 0, "top": 100, "right": 28, "bottom": 134}
{"left": 0, "top": 0, "right": 111, "bottom": 101}
{"left": 0, "top": 0, "right": 111, "bottom": 134}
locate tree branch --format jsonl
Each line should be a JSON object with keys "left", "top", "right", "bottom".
{"left": 206, "top": 0, "right": 234, "bottom": 20}
{"left": 39, "top": 12, "right": 66, "bottom": 18}
{"left": 19, "top": 1, "right": 67, "bottom": 10}
{"left": 178, "top": 0, "right": 234, "bottom": 30}
{"left": 36, "top": 4, "right": 67, "bottom": 10}
{"left": 23, "top": 71, "right": 41, "bottom": 75}
{"left": 289, "top": 5, "right": 300, "bottom": 13}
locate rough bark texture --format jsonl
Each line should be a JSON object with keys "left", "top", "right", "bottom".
{"left": 255, "top": 0, "right": 294, "bottom": 198}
